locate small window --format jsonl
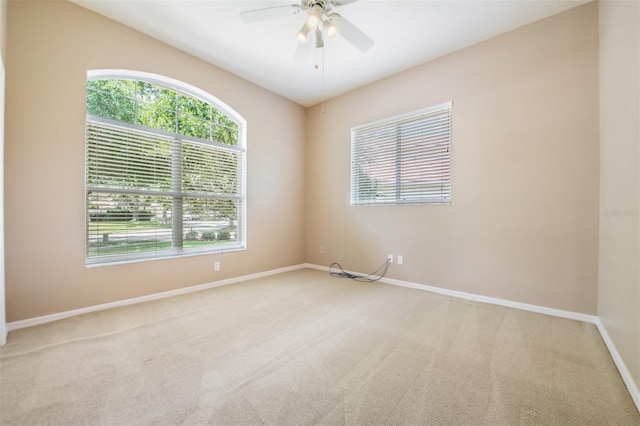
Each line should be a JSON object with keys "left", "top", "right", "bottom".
{"left": 85, "top": 71, "right": 246, "bottom": 265}
{"left": 350, "top": 102, "right": 452, "bottom": 205}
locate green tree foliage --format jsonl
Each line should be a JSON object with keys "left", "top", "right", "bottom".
{"left": 86, "top": 78, "right": 238, "bottom": 146}
{"left": 136, "top": 81, "right": 177, "bottom": 132}
{"left": 86, "top": 79, "right": 136, "bottom": 123}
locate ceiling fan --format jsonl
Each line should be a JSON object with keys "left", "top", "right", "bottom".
{"left": 240, "top": 0, "right": 374, "bottom": 58}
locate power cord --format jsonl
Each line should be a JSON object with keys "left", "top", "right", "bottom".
{"left": 329, "top": 258, "right": 391, "bottom": 283}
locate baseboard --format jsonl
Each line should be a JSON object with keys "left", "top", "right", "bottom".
{"left": 0, "top": 322, "right": 6, "bottom": 346}
{"left": 307, "top": 262, "right": 640, "bottom": 413}
{"left": 595, "top": 318, "right": 640, "bottom": 412}
{"left": 384, "top": 276, "right": 598, "bottom": 323}
{"left": 6, "top": 263, "right": 307, "bottom": 333}
{"left": 306, "top": 263, "right": 596, "bottom": 323}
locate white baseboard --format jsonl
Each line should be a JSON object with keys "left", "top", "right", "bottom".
{"left": 307, "top": 262, "right": 639, "bottom": 413}
{"left": 383, "top": 276, "right": 597, "bottom": 323}
{"left": 6, "top": 263, "right": 307, "bottom": 333}
{"left": 595, "top": 318, "right": 640, "bottom": 411}
{"left": 306, "top": 263, "right": 596, "bottom": 323}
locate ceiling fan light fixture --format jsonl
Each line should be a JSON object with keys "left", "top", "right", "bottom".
{"left": 323, "top": 19, "right": 338, "bottom": 38}
{"left": 305, "top": 4, "right": 322, "bottom": 28}
{"left": 297, "top": 22, "right": 311, "bottom": 42}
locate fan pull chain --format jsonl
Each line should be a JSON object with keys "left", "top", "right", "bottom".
{"left": 321, "top": 45, "right": 326, "bottom": 116}
{"left": 314, "top": 45, "right": 320, "bottom": 70}
{"left": 313, "top": 43, "right": 326, "bottom": 116}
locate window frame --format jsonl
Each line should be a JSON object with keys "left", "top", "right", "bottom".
{"left": 85, "top": 70, "right": 247, "bottom": 266}
{"left": 350, "top": 101, "right": 452, "bottom": 206}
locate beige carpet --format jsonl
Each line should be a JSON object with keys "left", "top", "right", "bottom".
{"left": 1, "top": 268, "right": 638, "bottom": 425}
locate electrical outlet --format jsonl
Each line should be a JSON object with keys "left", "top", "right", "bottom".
{"left": 319, "top": 246, "right": 325, "bottom": 254}
{"left": 387, "top": 254, "right": 393, "bottom": 263}
{"left": 214, "top": 261, "right": 220, "bottom": 271}
{"left": 397, "top": 255, "right": 404, "bottom": 265}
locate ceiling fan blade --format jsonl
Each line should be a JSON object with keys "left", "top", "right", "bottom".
{"left": 333, "top": 14, "right": 374, "bottom": 52}
{"left": 333, "top": 0, "right": 359, "bottom": 6}
{"left": 240, "top": 4, "right": 300, "bottom": 23}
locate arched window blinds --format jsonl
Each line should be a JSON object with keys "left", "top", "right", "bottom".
{"left": 85, "top": 71, "right": 246, "bottom": 264}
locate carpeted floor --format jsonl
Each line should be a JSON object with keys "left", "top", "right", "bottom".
{"left": 0, "top": 268, "right": 638, "bottom": 425}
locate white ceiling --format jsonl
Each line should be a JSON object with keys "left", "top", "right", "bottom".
{"left": 73, "top": 0, "right": 591, "bottom": 107}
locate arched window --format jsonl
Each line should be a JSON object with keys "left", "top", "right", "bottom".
{"left": 85, "top": 70, "right": 246, "bottom": 264}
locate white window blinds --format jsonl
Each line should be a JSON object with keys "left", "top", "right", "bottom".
{"left": 86, "top": 117, "right": 244, "bottom": 264}
{"left": 351, "top": 102, "right": 452, "bottom": 205}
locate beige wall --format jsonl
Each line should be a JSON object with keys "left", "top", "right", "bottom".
{"left": 306, "top": 3, "right": 600, "bottom": 314}
{"left": 598, "top": 0, "right": 640, "bottom": 393}
{"left": 5, "top": 1, "right": 307, "bottom": 321}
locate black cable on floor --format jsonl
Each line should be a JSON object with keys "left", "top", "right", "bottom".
{"left": 329, "top": 259, "right": 391, "bottom": 282}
